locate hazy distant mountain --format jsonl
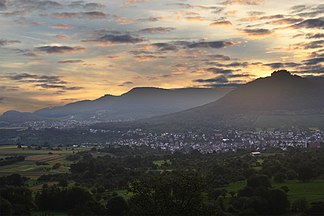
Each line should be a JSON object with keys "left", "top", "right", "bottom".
{"left": 145, "top": 70, "right": 324, "bottom": 129}
{"left": 0, "top": 87, "right": 232, "bottom": 124}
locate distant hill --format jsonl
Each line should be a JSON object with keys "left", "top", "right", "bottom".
{"left": 144, "top": 70, "right": 324, "bottom": 129}
{"left": 0, "top": 87, "right": 232, "bottom": 124}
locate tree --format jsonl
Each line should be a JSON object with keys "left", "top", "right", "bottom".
{"left": 266, "top": 189, "right": 290, "bottom": 215}
{"left": 291, "top": 197, "right": 308, "bottom": 213}
{"left": 273, "top": 173, "right": 286, "bottom": 183}
{"left": 247, "top": 175, "right": 271, "bottom": 189}
{"left": 106, "top": 196, "right": 128, "bottom": 215}
{"left": 128, "top": 171, "right": 208, "bottom": 215}
{"left": 0, "top": 198, "right": 12, "bottom": 216}
{"left": 297, "top": 164, "right": 313, "bottom": 182}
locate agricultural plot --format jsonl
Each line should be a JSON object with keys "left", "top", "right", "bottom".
{"left": 0, "top": 145, "right": 89, "bottom": 178}
{"left": 225, "top": 180, "right": 324, "bottom": 203}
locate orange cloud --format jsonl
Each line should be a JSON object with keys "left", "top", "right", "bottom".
{"left": 49, "top": 24, "right": 72, "bottom": 29}
{"left": 210, "top": 20, "right": 233, "bottom": 27}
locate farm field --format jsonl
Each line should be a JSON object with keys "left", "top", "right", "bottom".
{"left": 225, "top": 179, "right": 324, "bottom": 203}
{"left": 0, "top": 145, "right": 89, "bottom": 178}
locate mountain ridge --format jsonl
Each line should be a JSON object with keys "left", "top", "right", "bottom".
{"left": 0, "top": 87, "right": 232, "bottom": 124}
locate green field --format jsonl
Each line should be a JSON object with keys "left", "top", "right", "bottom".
{"left": 153, "top": 159, "right": 171, "bottom": 167}
{"left": 225, "top": 179, "right": 324, "bottom": 203}
{"left": 0, "top": 145, "right": 89, "bottom": 178}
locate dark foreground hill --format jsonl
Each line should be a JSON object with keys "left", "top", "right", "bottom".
{"left": 0, "top": 87, "right": 231, "bottom": 124}
{"left": 142, "top": 70, "right": 324, "bottom": 129}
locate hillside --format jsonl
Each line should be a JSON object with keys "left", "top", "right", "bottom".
{"left": 0, "top": 87, "right": 232, "bottom": 124}
{"left": 143, "top": 70, "right": 324, "bottom": 129}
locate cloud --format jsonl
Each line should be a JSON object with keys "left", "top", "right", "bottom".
{"left": 303, "top": 40, "right": 324, "bottom": 49}
{"left": 303, "top": 58, "right": 324, "bottom": 65}
{"left": 152, "top": 43, "right": 178, "bottom": 51}
{"left": 52, "top": 11, "right": 106, "bottom": 19}
{"left": 49, "top": 24, "right": 72, "bottom": 29}
{"left": 242, "top": 28, "right": 272, "bottom": 37}
{"left": 0, "top": 10, "right": 26, "bottom": 16}
{"left": 185, "top": 16, "right": 207, "bottom": 22}
{"left": 207, "top": 68, "right": 236, "bottom": 74}
{"left": 10, "top": 0, "right": 62, "bottom": 11}
{"left": 268, "top": 18, "right": 303, "bottom": 25}
{"left": 292, "top": 4, "right": 324, "bottom": 17}
{"left": 68, "top": 2, "right": 104, "bottom": 10}
{"left": 119, "top": 81, "right": 134, "bottom": 86}
{"left": 209, "top": 20, "right": 232, "bottom": 27}
{"left": 209, "top": 54, "right": 231, "bottom": 61}
{"left": 292, "top": 18, "right": 324, "bottom": 29}
{"left": 34, "top": 84, "right": 83, "bottom": 90}
{"left": 13, "top": 48, "right": 37, "bottom": 57}
{"left": 0, "top": 39, "right": 20, "bottom": 46}
{"left": 124, "top": 0, "right": 146, "bottom": 4}
{"left": 7, "top": 73, "right": 82, "bottom": 91}
{"left": 212, "top": 61, "right": 249, "bottom": 68}
{"left": 187, "top": 41, "right": 236, "bottom": 49}
{"left": 264, "top": 62, "right": 301, "bottom": 69}
{"left": 137, "top": 27, "right": 176, "bottom": 34}
{"left": 83, "top": 34, "right": 146, "bottom": 44}
{"left": 133, "top": 55, "right": 167, "bottom": 62}
{"left": 57, "top": 60, "right": 84, "bottom": 64}
{"left": 222, "top": 0, "right": 265, "bottom": 5}
{"left": 53, "top": 34, "right": 70, "bottom": 40}
{"left": 305, "top": 33, "right": 324, "bottom": 39}
{"left": 195, "top": 75, "right": 229, "bottom": 84}
{"left": 0, "top": 0, "right": 6, "bottom": 9}
{"left": 35, "top": 45, "right": 85, "bottom": 54}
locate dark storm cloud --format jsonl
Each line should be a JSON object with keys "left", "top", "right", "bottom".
{"left": 7, "top": 73, "right": 83, "bottom": 91}
{"left": 84, "top": 34, "right": 146, "bottom": 44}
{"left": 0, "top": 39, "right": 20, "bottom": 46}
{"left": 293, "top": 18, "right": 324, "bottom": 29}
{"left": 52, "top": 11, "right": 106, "bottom": 19}
{"left": 57, "top": 60, "right": 84, "bottom": 64}
{"left": 35, "top": 45, "right": 85, "bottom": 54}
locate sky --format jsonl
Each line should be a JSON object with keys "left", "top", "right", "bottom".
{"left": 0, "top": 0, "right": 323, "bottom": 114}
